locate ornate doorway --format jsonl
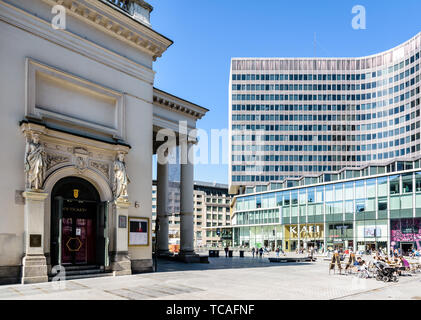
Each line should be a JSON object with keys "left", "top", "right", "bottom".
{"left": 50, "top": 177, "right": 108, "bottom": 267}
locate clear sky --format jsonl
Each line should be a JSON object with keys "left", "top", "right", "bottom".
{"left": 149, "top": 0, "right": 421, "bottom": 184}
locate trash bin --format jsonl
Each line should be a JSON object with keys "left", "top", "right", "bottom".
{"left": 208, "top": 250, "right": 214, "bottom": 257}
{"left": 239, "top": 250, "right": 244, "bottom": 258}
{"left": 228, "top": 250, "right": 233, "bottom": 257}
{"left": 215, "top": 250, "right": 220, "bottom": 257}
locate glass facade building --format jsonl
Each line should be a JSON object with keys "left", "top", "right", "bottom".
{"left": 231, "top": 158, "right": 421, "bottom": 255}
{"left": 229, "top": 33, "right": 421, "bottom": 193}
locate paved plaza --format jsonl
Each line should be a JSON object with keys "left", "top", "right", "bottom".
{"left": 0, "top": 256, "right": 420, "bottom": 300}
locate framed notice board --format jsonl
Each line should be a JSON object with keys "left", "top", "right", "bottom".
{"left": 128, "top": 217, "right": 149, "bottom": 246}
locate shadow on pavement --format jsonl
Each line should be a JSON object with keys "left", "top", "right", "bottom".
{"left": 155, "top": 256, "right": 313, "bottom": 273}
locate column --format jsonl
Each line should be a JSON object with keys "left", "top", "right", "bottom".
{"left": 21, "top": 191, "right": 49, "bottom": 284}
{"left": 156, "top": 162, "right": 170, "bottom": 255}
{"left": 110, "top": 200, "right": 132, "bottom": 276}
{"left": 179, "top": 141, "right": 199, "bottom": 261}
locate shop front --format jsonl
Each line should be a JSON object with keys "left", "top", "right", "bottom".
{"left": 283, "top": 224, "right": 324, "bottom": 252}
{"left": 391, "top": 218, "right": 421, "bottom": 255}
{"left": 327, "top": 223, "right": 353, "bottom": 252}
{"left": 233, "top": 225, "right": 283, "bottom": 249}
{"left": 356, "top": 220, "right": 388, "bottom": 254}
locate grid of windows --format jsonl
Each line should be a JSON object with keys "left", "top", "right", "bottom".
{"left": 232, "top": 168, "right": 421, "bottom": 252}
{"left": 229, "top": 33, "right": 421, "bottom": 188}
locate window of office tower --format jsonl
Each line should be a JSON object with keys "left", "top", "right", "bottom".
{"left": 230, "top": 34, "right": 421, "bottom": 187}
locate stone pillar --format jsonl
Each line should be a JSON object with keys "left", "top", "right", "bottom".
{"left": 21, "top": 191, "right": 49, "bottom": 284}
{"left": 179, "top": 141, "right": 199, "bottom": 262}
{"left": 156, "top": 162, "right": 170, "bottom": 255}
{"left": 110, "top": 200, "right": 132, "bottom": 276}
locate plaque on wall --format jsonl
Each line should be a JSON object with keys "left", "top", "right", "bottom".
{"left": 128, "top": 217, "right": 149, "bottom": 246}
{"left": 119, "top": 215, "right": 127, "bottom": 228}
{"left": 29, "top": 234, "right": 42, "bottom": 247}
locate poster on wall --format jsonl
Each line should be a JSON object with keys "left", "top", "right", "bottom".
{"left": 128, "top": 217, "right": 149, "bottom": 246}
{"left": 364, "top": 227, "right": 381, "bottom": 237}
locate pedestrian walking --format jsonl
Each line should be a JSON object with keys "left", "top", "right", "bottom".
{"left": 251, "top": 247, "right": 255, "bottom": 258}
{"left": 259, "top": 247, "right": 263, "bottom": 258}
{"left": 276, "top": 247, "right": 280, "bottom": 257}
{"left": 224, "top": 246, "right": 229, "bottom": 258}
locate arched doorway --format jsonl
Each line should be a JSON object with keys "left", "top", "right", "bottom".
{"left": 50, "top": 177, "right": 108, "bottom": 268}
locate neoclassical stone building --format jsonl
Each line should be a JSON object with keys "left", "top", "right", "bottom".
{"left": 0, "top": 0, "right": 207, "bottom": 284}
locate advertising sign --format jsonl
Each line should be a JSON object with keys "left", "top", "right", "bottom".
{"left": 128, "top": 217, "right": 149, "bottom": 246}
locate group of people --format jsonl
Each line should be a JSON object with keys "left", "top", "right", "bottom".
{"left": 250, "top": 247, "right": 272, "bottom": 258}
{"left": 329, "top": 249, "right": 416, "bottom": 277}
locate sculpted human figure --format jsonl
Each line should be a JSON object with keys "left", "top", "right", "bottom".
{"left": 24, "top": 133, "right": 46, "bottom": 191}
{"left": 113, "top": 153, "right": 130, "bottom": 201}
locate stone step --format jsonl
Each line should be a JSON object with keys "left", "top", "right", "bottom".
{"left": 63, "top": 265, "right": 101, "bottom": 272}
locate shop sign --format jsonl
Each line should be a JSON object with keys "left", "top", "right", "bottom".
{"left": 289, "top": 224, "right": 323, "bottom": 238}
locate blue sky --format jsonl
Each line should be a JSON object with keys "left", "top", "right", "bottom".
{"left": 149, "top": 0, "right": 421, "bottom": 184}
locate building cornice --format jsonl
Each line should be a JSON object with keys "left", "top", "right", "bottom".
{"left": 42, "top": 0, "right": 173, "bottom": 60}
{"left": 153, "top": 88, "right": 209, "bottom": 121}
{"left": 0, "top": 0, "right": 155, "bottom": 84}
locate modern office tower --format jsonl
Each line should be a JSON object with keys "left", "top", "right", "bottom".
{"left": 152, "top": 181, "right": 232, "bottom": 250}
{"left": 229, "top": 33, "right": 421, "bottom": 194}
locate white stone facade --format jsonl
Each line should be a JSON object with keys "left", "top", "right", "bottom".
{"left": 0, "top": 0, "right": 207, "bottom": 284}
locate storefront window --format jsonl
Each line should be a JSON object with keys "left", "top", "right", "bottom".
{"left": 256, "top": 195, "right": 261, "bottom": 209}
{"left": 282, "top": 206, "right": 290, "bottom": 219}
{"left": 276, "top": 192, "right": 283, "bottom": 206}
{"left": 390, "top": 195, "right": 400, "bottom": 210}
{"left": 378, "top": 197, "right": 387, "bottom": 211}
{"left": 249, "top": 212, "right": 255, "bottom": 224}
{"left": 315, "top": 203, "right": 323, "bottom": 215}
{"left": 335, "top": 183, "right": 343, "bottom": 201}
{"left": 345, "top": 182, "right": 354, "bottom": 200}
{"left": 416, "top": 173, "right": 421, "bottom": 192}
{"left": 308, "top": 203, "right": 315, "bottom": 216}
{"left": 326, "top": 185, "right": 333, "bottom": 202}
{"left": 284, "top": 192, "right": 290, "bottom": 206}
{"left": 345, "top": 200, "right": 353, "bottom": 213}
{"left": 390, "top": 175, "right": 400, "bottom": 194}
{"left": 355, "top": 181, "right": 365, "bottom": 198}
{"left": 299, "top": 189, "right": 307, "bottom": 205}
{"left": 299, "top": 206, "right": 306, "bottom": 217}
{"left": 316, "top": 186, "right": 324, "bottom": 202}
{"left": 377, "top": 177, "right": 388, "bottom": 197}
{"left": 356, "top": 199, "right": 365, "bottom": 213}
{"left": 291, "top": 205, "right": 298, "bottom": 217}
{"left": 291, "top": 191, "right": 298, "bottom": 205}
{"left": 391, "top": 218, "right": 421, "bottom": 252}
{"left": 366, "top": 198, "right": 375, "bottom": 212}
{"left": 402, "top": 173, "right": 413, "bottom": 193}
{"left": 307, "top": 188, "right": 315, "bottom": 203}
{"left": 366, "top": 179, "right": 376, "bottom": 198}
{"left": 401, "top": 194, "right": 413, "bottom": 209}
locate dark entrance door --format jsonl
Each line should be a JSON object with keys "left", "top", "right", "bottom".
{"left": 50, "top": 177, "right": 108, "bottom": 267}
{"left": 401, "top": 243, "right": 413, "bottom": 256}
{"left": 61, "top": 200, "right": 97, "bottom": 265}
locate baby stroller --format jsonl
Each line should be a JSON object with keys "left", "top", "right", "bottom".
{"left": 374, "top": 261, "right": 398, "bottom": 282}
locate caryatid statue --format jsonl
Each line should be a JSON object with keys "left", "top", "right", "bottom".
{"left": 24, "top": 133, "right": 46, "bottom": 191}
{"left": 113, "top": 152, "right": 130, "bottom": 201}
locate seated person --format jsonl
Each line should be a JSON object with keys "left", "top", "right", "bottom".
{"left": 401, "top": 256, "right": 410, "bottom": 270}
{"left": 354, "top": 257, "right": 363, "bottom": 266}
{"left": 358, "top": 260, "right": 370, "bottom": 277}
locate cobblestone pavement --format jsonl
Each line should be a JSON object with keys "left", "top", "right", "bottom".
{"left": 0, "top": 256, "right": 419, "bottom": 300}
